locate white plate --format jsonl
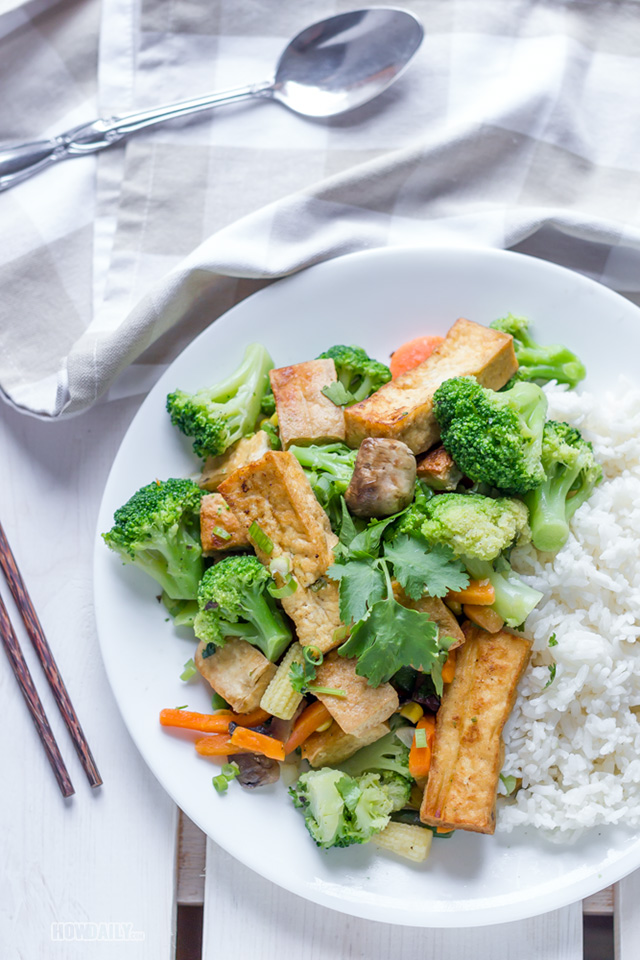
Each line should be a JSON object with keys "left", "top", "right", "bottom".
{"left": 94, "top": 246, "right": 640, "bottom": 927}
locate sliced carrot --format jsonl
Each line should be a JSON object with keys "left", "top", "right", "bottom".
{"left": 159, "top": 706, "right": 270, "bottom": 734}
{"left": 194, "top": 734, "right": 237, "bottom": 757}
{"left": 446, "top": 579, "right": 495, "bottom": 606}
{"left": 390, "top": 335, "right": 444, "bottom": 379}
{"left": 441, "top": 649, "right": 456, "bottom": 685}
{"left": 284, "top": 701, "right": 331, "bottom": 755}
{"left": 229, "top": 726, "right": 285, "bottom": 762}
{"left": 408, "top": 715, "right": 436, "bottom": 779}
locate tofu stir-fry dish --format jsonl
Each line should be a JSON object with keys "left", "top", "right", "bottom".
{"left": 103, "top": 314, "right": 604, "bottom": 863}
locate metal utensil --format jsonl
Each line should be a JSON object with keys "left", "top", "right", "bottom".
{"left": 0, "top": 7, "right": 423, "bottom": 192}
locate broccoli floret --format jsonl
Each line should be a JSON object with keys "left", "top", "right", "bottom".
{"left": 523, "top": 420, "right": 602, "bottom": 552}
{"left": 289, "top": 768, "right": 404, "bottom": 849}
{"left": 194, "top": 555, "right": 291, "bottom": 661}
{"left": 260, "top": 386, "right": 276, "bottom": 416}
{"left": 409, "top": 492, "right": 531, "bottom": 561}
{"left": 166, "top": 343, "right": 273, "bottom": 459}
{"left": 491, "top": 314, "right": 586, "bottom": 388}
{"left": 317, "top": 345, "right": 391, "bottom": 405}
{"left": 289, "top": 443, "right": 357, "bottom": 528}
{"left": 339, "top": 731, "right": 411, "bottom": 780}
{"left": 102, "top": 478, "right": 204, "bottom": 600}
{"left": 463, "top": 556, "right": 543, "bottom": 628}
{"left": 433, "top": 376, "right": 548, "bottom": 494}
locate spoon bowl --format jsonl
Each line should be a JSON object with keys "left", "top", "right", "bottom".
{"left": 273, "top": 8, "right": 424, "bottom": 118}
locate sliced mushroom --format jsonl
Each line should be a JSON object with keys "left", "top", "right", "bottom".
{"left": 228, "top": 752, "right": 280, "bottom": 789}
{"left": 345, "top": 438, "right": 417, "bottom": 518}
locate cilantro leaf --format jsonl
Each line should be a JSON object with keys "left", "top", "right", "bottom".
{"left": 544, "top": 663, "right": 557, "bottom": 689}
{"left": 384, "top": 535, "right": 469, "bottom": 599}
{"left": 339, "top": 597, "right": 452, "bottom": 689}
{"left": 289, "top": 660, "right": 312, "bottom": 693}
{"left": 329, "top": 560, "right": 386, "bottom": 623}
{"left": 322, "top": 382, "right": 355, "bottom": 407}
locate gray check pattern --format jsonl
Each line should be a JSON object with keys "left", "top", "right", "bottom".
{"left": 1, "top": 0, "right": 640, "bottom": 416}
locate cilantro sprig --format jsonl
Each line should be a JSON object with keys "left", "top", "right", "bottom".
{"left": 329, "top": 513, "right": 468, "bottom": 692}
{"left": 289, "top": 646, "right": 346, "bottom": 698}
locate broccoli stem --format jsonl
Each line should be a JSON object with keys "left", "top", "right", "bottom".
{"left": 139, "top": 530, "right": 203, "bottom": 600}
{"left": 523, "top": 464, "right": 582, "bottom": 552}
{"left": 240, "top": 589, "right": 292, "bottom": 661}
{"left": 463, "top": 558, "right": 543, "bottom": 628}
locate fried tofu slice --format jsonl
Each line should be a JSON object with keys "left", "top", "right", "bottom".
{"left": 420, "top": 627, "right": 532, "bottom": 834}
{"left": 416, "top": 445, "right": 463, "bottom": 491}
{"left": 270, "top": 359, "right": 346, "bottom": 448}
{"left": 218, "top": 451, "right": 344, "bottom": 652}
{"left": 199, "top": 431, "right": 271, "bottom": 491}
{"left": 345, "top": 319, "right": 518, "bottom": 453}
{"left": 302, "top": 721, "right": 390, "bottom": 768}
{"left": 393, "top": 584, "right": 465, "bottom": 648}
{"left": 194, "top": 638, "right": 276, "bottom": 714}
{"left": 313, "top": 652, "right": 399, "bottom": 738}
{"left": 200, "top": 493, "right": 250, "bottom": 554}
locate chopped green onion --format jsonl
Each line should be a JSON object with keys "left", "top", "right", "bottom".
{"left": 269, "top": 556, "right": 290, "bottom": 578}
{"left": 307, "top": 685, "right": 346, "bottom": 698}
{"left": 414, "top": 727, "right": 427, "bottom": 749}
{"left": 310, "top": 576, "right": 327, "bottom": 593}
{"left": 175, "top": 705, "right": 188, "bottom": 710}
{"left": 212, "top": 761, "right": 240, "bottom": 793}
{"left": 211, "top": 692, "right": 229, "bottom": 711}
{"left": 332, "top": 625, "right": 348, "bottom": 644}
{"left": 212, "top": 526, "right": 232, "bottom": 541}
{"left": 212, "top": 774, "right": 230, "bottom": 793}
{"left": 303, "top": 645, "right": 324, "bottom": 667}
{"left": 249, "top": 521, "right": 273, "bottom": 554}
{"left": 267, "top": 574, "right": 298, "bottom": 599}
{"left": 180, "top": 658, "right": 197, "bottom": 682}
{"left": 500, "top": 773, "right": 518, "bottom": 795}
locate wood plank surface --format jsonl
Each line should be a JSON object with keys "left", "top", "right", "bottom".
{"left": 0, "top": 398, "right": 178, "bottom": 957}
{"left": 614, "top": 871, "right": 640, "bottom": 960}
{"left": 202, "top": 840, "right": 584, "bottom": 960}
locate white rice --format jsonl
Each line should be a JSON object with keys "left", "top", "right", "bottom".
{"left": 498, "top": 377, "right": 640, "bottom": 839}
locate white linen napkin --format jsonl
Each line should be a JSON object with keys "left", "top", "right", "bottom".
{"left": 2, "top": 0, "right": 640, "bottom": 418}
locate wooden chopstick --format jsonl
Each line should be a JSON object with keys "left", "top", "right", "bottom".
{"left": 0, "top": 521, "right": 102, "bottom": 789}
{"left": 0, "top": 590, "right": 74, "bottom": 797}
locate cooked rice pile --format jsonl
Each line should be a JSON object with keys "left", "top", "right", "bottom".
{"left": 499, "top": 378, "right": 640, "bottom": 838}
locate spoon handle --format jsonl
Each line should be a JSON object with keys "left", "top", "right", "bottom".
{"left": 0, "top": 80, "right": 273, "bottom": 191}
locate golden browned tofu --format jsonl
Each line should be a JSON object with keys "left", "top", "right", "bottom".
{"left": 313, "top": 652, "right": 399, "bottom": 738}
{"left": 194, "top": 638, "right": 276, "bottom": 714}
{"left": 199, "top": 431, "right": 271, "bottom": 491}
{"left": 219, "top": 451, "right": 338, "bottom": 585}
{"left": 393, "top": 584, "right": 465, "bottom": 648}
{"left": 281, "top": 578, "right": 343, "bottom": 653}
{"left": 302, "top": 721, "right": 389, "bottom": 767}
{"left": 344, "top": 319, "right": 518, "bottom": 453}
{"left": 420, "top": 627, "right": 532, "bottom": 835}
{"left": 200, "top": 493, "right": 250, "bottom": 555}
{"left": 416, "top": 445, "right": 463, "bottom": 491}
{"left": 270, "top": 359, "right": 345, "bottom": 448}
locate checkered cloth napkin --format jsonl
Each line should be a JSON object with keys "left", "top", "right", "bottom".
{"left": 2, "top": 0, "right": 640, "bottom": 418}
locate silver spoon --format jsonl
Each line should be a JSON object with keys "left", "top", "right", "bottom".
{"left": 0, "top": 7, "right": 423, "bottom": 192}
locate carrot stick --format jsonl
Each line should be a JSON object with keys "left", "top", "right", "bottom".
{"left": 441, "top": 649, "right": 456, "bottom": 685}
{"left": 194, "top": 734, "right": 237, "bottom": 756}
{"left": 284, "top": 701, "right": 331, "bottom": 755}
{"left": 408, "top": 715, "right": 436, "bottom": 779}
{"left": 390, "top": 335, "right": 444, "bottom": 379}
{"left": 160, "top": 706, "right": 270, "bottom": 733}
{"left": 229, "top": 726, "right": 285, "bottom": 762}
{"left": 446, "top": 579, "right": 495, "bottom": 605}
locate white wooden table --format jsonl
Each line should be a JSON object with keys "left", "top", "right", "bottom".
{"left": 0, "top": 392, "right": 637, "bottom": 958}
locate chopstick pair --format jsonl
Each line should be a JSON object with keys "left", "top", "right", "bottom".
{"left": 0, "top": 520, "right": 101, "bottom": 797}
